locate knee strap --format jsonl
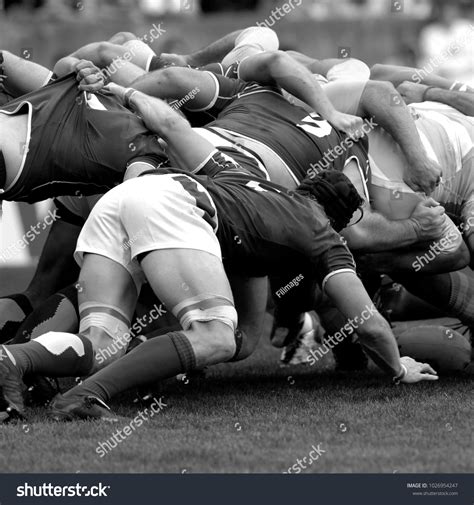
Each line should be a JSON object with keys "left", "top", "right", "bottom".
{"left": 172, "top": 294, "right": 237, "bottom": 332}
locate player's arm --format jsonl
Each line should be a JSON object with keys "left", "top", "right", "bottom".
{"left": 342, "top": 199, "right": 450, "bottom": 252}
{"left": 178, "top": 29, "right": 246, "bottom": 67}
{"left": 370, "top": 63, "right": 473, "bottom": 92}
{"left": 123, "top": 68, "right": 219, "bottom": 117}
{"left": 324, "top": 271, "right": 437, "bottom": 383}
{"left": 0, "top": 50, "right": 52, "bottom": 97}
{"left": 357, "top": 80, "right": 441, "bottom": 194}
{"left": 356, "top": 239, "right": 470, "bottom": 276}
{"left": 286, "top": 51, "right": 368, "bottom": 79}
{"left": 238, "top": 51, "right": 364, "bottom": 137}
{"left": 54, "top": 42, "right": 130, "bottom": 76}
{"left": 106, "top": 83, "right": 216, "bottom": 170}
{"left": 310, "top": 216, "right": 437, "bottom": 382}
{"left": 160, "top": 27, "right": 277, "bottom": 68}
{"left": 397, "top": 81, "right": 474, "bottom": 116}
{"left": 54, "top": 42, "right": 150, "bottom": 89}
{"left": 341, "top": 161, "right": 447, "bottom": 251}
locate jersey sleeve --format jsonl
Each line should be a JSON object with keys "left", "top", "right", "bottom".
{"left": 183, "top": 71, "right": 248, "bottom": 126}
{"left": 306, "top": 200, "right": 357, "bottom": 289}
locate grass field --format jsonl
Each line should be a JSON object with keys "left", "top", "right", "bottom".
{"left": 0, "top": 314, "right": 472, "bottom": 474}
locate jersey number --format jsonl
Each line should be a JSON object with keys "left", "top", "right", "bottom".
{"left": 297, "top": 114, "right": 333, "bottom": 139}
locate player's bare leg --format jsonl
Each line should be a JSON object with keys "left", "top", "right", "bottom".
{"left": 0, "top": 50, "right": 53, "bottom": 97}
{"left": 0, "top": 255, "right": 138, "bottom": 420}
{"left": 50, "top": 248, "right": 239, "bottom": 421}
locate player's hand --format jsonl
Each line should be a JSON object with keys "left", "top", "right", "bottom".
{"left": 404, "top": 157, "right": 442, "bottom": 195}
{"left": 104, "top": 82, "right": 127, "bottom": 100}
{"left": 159, "top": 53, "right": 190, "bottom": 68}
{"left": 410, "top": 198, "right": 447, "bottom": 241}
{"left": 327, "top": 111, "right": 365, "bottom": 139}
{"left": 74, "top": 60, "right": 106, "bottom": 92}
{"left": 397, "top": 81, "right": 429, "bottom": 105}
{"left": 399, "top": 356, "right": 438, "bottom": 383}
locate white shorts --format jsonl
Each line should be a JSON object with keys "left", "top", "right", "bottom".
{"left": 75, "top": 174, "right": 221, "bottom": 291}
{"left": 221, "top": 27, "right": 279, "bottom": 68}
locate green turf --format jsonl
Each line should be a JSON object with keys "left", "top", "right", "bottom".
{"left": 0, "top": 322, "right": 473, "bottom": 474}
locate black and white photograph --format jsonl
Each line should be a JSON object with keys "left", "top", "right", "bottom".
{"left": 0, "top": 0, "right": 473, "bottom": 503}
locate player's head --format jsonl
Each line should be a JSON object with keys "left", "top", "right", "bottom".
{"left": 295, "top": 170, "right": 363, "bottom": 231}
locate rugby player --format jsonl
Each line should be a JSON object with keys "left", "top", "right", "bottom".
{"left": 0, "top": 38, "right": 449, "bottom": 347}
{"left": 2, "top": 40, "right": 462, "bottom": 376}
{"left": 0, "top": 87, "right": 438, "bottom": 422}
{"left": 0, "top": 52, "right": 168, "bottom": 204}
{"left": 64, "top": 26, "right": 441, "bottom": 195}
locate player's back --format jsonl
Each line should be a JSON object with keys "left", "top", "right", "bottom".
{"left": 0, "top": 74, "right": 167, "bottom": 203}
{"left": 207, "top": 85, "right": 350, "bottom": 185}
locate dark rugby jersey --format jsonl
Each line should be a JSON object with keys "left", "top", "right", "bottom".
{"left": 0, "top": 74, "right": 167, "bottom": 203}
{"left": 144, "top": 150, "right": 356, "bottom": 286}
{"left": 186, "top": 69, "right": 370, "bottom": 187}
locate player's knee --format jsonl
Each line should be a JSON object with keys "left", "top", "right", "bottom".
{"left": 188, "top": 320, "right": 236, "bottom": 366}
{"left": 254, "top": 27, "right": 279, "bottom": 51}
{"left": 173, "top": 295, "right": 239, "bottom": 366}
{"left": 366, "top": 79, "right": 397, "bottom": 97}
{"left": 243, "top": 26, "right": 279, "bottom": 50}
{"left": 110, "top": 31, "right": 138, "bottom": 45}
{"left": 326, "top": 58, "right": 370, "bottom": 82}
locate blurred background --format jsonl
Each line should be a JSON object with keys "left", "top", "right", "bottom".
{"left": 0, "top": 0, "right": 473, "bottom": 290}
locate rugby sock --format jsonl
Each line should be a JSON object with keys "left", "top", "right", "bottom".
{"left": 446, "top": 271, "right": 474, "bottom": 325}
{"left": 1, "top": 332, "right": 94, "bottom": 378}
{"left": 62, "top": 331, "right": 195, "bottom": 402}
{"left": 397, "top": 270, "right": 474, "bottom": 326}
{"left": 0, "top": 294, "right": 34, "bottom": 344}
{"left": 10, "top": 285, "right": 79, "bottom": 345}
